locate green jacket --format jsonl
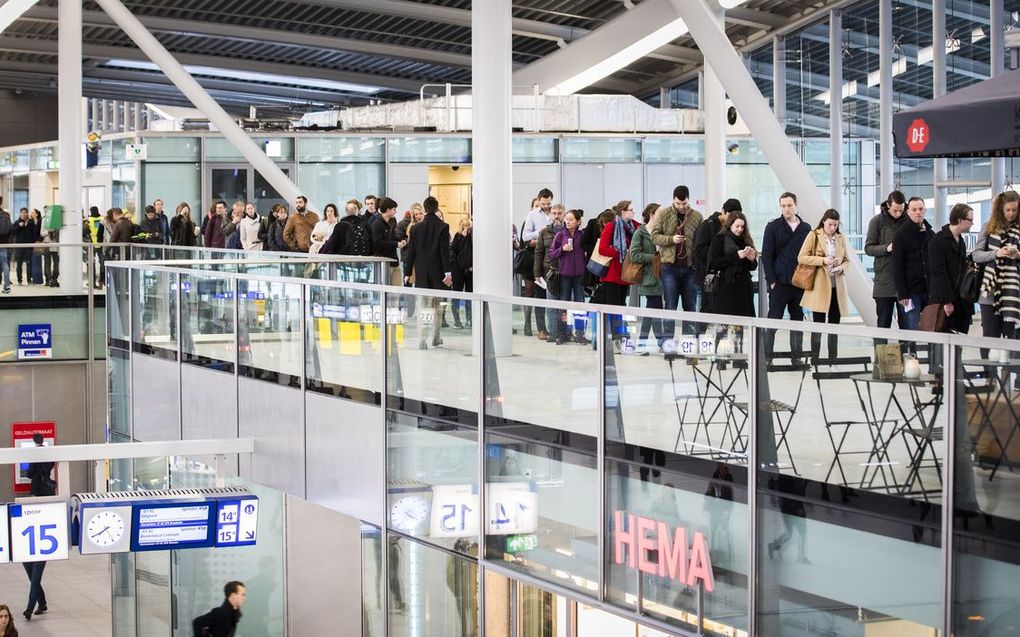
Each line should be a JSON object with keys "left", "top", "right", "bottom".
{"left": 627, "top": 225, "right": 663, "bottom": 296}
{"left": 649, "top": 204, "right": 703, "bottom": 265}
{"left": 534, "top": 222, "right": 562, "bottom": 279}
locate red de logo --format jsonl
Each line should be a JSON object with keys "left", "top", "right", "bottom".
{"left": 906, "top": 118, "right": 930, "bottom": 153}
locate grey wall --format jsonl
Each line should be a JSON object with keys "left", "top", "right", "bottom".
{"left": 305, "top": 392, "right": 385, "bottom": 527}
{"left": 285, "top": 495, "right": 364, "bottom": 637}
{"left": 131, "top": 354, "right": 181, "bottom": 442}
{"left": 0, "top": 362, "right": 92, "bottom": 495}
{"left": 182, "top": 364, "right": 239, "bottom": 475}
{"left": 0, "top": 91, "right": 58, "bottom": 147}
{"left": 238, "top": 377, "right": 304, "bottom": 498}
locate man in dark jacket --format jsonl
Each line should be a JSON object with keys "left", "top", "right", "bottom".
{"left": 928, "top": 203, "right": 975, "bottom": 334}
{"left": 203, "top": 201, "right": 227, "bottom": 249}
{"left": 693, "top": 198, "right": 739, "bottom": 311}
{"left": 371, "top": 197, "right": 404, "bottom": 284}
{"left": 0, "top": 201, "right": 11, "bottom": 293}
{"left": 761, "top": 192, "right": 811, "bottom": 355}
{"left": 265, "top": 205, "right": 289, "bottom": 253}
{"left": 866, "top": 191, "right": 908, "bottom": 328}
{"left": 22, "top": 433, "right": 54, "bottom": 621}
{"left": 192, "top": 580, "right": 245, "bottom": 637}
{"left": 404, "top": 196, "right": 451, "bottom": 348}
{"left": 139, "top": 206, "right": 163, "bottom": 245}
{"left": 892, "top": 197, "right": 933, "bottom": 330}
{"left": 13, "top": 208, "right": 36, "bottom": 285}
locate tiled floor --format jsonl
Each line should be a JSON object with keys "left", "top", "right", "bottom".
{"left": 0, "top": 552, "right": 112, "bottom": 637}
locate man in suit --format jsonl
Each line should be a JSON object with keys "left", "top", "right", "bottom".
{"left": 404, "top": 196, "right": 451, "bottom": 349}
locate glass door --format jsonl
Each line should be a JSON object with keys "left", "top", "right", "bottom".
{"left": 207, "top": 165, "right": 295, "bottom": 216}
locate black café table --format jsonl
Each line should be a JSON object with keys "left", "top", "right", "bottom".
{"left": 961, "top": 358, "right": 1020, "bottom": 480}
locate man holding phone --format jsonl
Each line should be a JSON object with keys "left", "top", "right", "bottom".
{"left": 649, "top": 186, "right": 703, "bottom": 336}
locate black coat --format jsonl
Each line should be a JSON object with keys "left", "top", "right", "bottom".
{"left": 265, "top": 219, "right": 288, "bottom": 253}
{"left": 761, "top": 215, "right": 810, "bottom": 286}
{"left": 707, "top": 232, "right": 757, "bottom": 317}
{"left": 192, "top": 601, "right": 240, "bottom": 637}
{"left": 451, "top": 231, "right": 472, "bottom": 274}
{"left": 27, "top": 460, "right": 54, "bottom": 497}
{"left": 170, "top": 216, "right": 196, "bottom": 247}
{"left": 892, "top": 219, "right": 933, "bottom": 300}
{"left": 928, "top": 225, "right": 974, "bottom": 331}
{"left": 13, "top": 218, "right": 37, "bottom": 244}
{"left": 403, "top": 212, "right": 451, "bottom": 289}
{"left": 692, "top": 212, "right": 724, "bottom": 276}
{"left": 370, "top": 215, "right": 399, "bottom": 260}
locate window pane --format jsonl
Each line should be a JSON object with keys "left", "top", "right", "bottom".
{"left": 388, "top": 137, "right": 471, "bottom": 163}
{"left": 238, "top": 280, "right": 302, "bottom": 384}
{"left": 140, "top": 136, "right": 201, "bottom": 162}
{"left": 388, "top": 535, "right": 479, "bottom": 636}
{"left": 181, "top": 274, "right": 235, "bottom": 371}
{"left": 306, "top": 284, "right": 382, "bottom": 404}
{"left": 561, "top": 138, "right": 641, "bottom": 163}
{"left": 643, "top": 138, "right": 704, "bottom": 164}
{"left": 297, "top": 163, "right": 384, "bottom": 213}
{"left": 298, "top": 136, "right": 385, "bottom": 162}
{"left": 143, "top": 163, "right": 201, "bottom": 212}
{"left": 513, "top": 137, "right": 558, "bottom": 163}
{"left": 205, "top": 136, "right": 294, "bottom": 162}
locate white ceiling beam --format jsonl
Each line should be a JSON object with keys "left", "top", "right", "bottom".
{"left": 725, "top": 7, "right": 787, "bottom": 29}
{"left": 0, "top": 0, "right": 39, "bottom": 34}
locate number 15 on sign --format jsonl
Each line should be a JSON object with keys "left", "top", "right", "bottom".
{"left": 10, "top": 502, "right": 68, "bottom": 563}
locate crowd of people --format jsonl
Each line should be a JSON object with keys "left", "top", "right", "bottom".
{"left": 0, "top": 202, "right": 61, "bottom": 293}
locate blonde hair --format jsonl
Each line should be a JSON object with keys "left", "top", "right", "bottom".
{"left": 459, "top": 217, "right": 472, "bottom": 232}
{"left": 986, "top": 190, "right": 1020, "bottom": 237}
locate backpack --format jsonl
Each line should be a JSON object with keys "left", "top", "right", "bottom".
{"left": 344, "top": 218, "right": 373, "bottom": 256}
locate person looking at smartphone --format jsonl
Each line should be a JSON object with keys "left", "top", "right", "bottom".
{"left": 972, "top": 191, "right": 1020, "bottom": 341}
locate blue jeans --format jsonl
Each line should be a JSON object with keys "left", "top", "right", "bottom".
{"left": 557, "top": 275, "right": 585, "bottom": 338}
{"left": 903, "top": 295, "right": 925, "bottom": 330}
{"left": 0, "top": 248, "right": 10, "bottom": 290}
{"left": 660, "top": 262, "right": 699, "bottom": 336}
{"left": 23, "top": 561, "right": 46, "bottom": 613}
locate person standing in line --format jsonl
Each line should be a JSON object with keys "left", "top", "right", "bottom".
{"left": 0, "top": 604, "right": 19, "bottom": 636}
{"left": 239, "top": 202, "right": 263, "bottom": 252}
{"left": 866, "top": 191, "right": 909, "bottom": 329}
{"left": 972, "top": 191, "right": 1020, "bottom": 341}
{"left": 139, "top": 205, "right": 164, "bottom": 245}
{"left": 928, "top": 203, "right": 976, "bottom": 334}
{"left": 693, "top": 198, "right": 740, "bottom": 313}
{"left": 533, "top": 203, "right": 565, "bottom": 341}
{"left": 153, "top": 198, "right": 171, "bottom": 245}
{"left": 12, "top": 208, "right": 35, "bottom": 286}
{"left": 265, "top": 204, "right": 290, "bottom": 253}
{"left": 707, "top": 210, "right": 758, "bottom": 318}
{"left": 596, "top": 200, "right": 640, "bottom": 351}
{"left": 628, "top": 203, "right": 665, "bottom": 353}
{"left": 22, "top": 434, "right": 52, "bottom": 622}
{"left": 362, "top": 194, "right": 378, "bottom": 223}
{"left": 0, "top": 202, "right": 12, "bottom": 294}
{"left": 202, "top": 201, "right": 227, "bottom": 249}
{"left": 892, "top": 197, "right": 933, "bottom": 330}
{"left": 404, "top": 196, "right": 452, "bottom": 349}
{"left": 520, "top": 188, "right": 554, "bottom": 338}
{"left": 308, "top": 203, "right": 338, "bottom": 255}
{"left": 549, "top": 209, "right": 588, "bottom": 345}
{"left": 449, "top": 217, "right": 473, "bottom": 328}
{"left": 761, "top": 192, "right": 811, "bottom": 355}
{"left": 648, "top": 186, "right": 703, "bottom": 323}
{"left": 170, "top": 203, "right": 197, "bottom": 247}
{"left": 85, "top": 206, "right": 104, "bottom": 289}
{"left": 40, "top": 227, "right": 58, "bottom": 288}
{"left": 799, "top": 209, "right": 851, "bottom": 359}
{"left": 282, "top": 195, "right": 318, "bottom": 253}
{"left": 192, "top": 581, "right": 246, "bottom": 637}
{"left": 371, "top": 197, "right": 406, "bottom": 286}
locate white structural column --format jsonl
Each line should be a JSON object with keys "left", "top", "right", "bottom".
{"left": 669, "top": 0, "right": 877, "bottom": 324}
{"left": 111, "top": 99, "right": 120, "bottom": 131}
{"left": 0, "top": 0, "right": 41, "bottom": 33}
{"left": 58, "top": 0, "right": 82, "bottom": 294}
{"left": 933, "top": 0, "right": 947, "bottom": 226}
{"left": 772, "top": 36, "right": 785, "bottom": 124}
{"left": 991, "top": 0, "right": 1006, "bottom": 196}
{"left": 471, "top": 0, "right": 513, "bottom": 297}
{"left": 829, "top": 12, "right": 843, "bottom": 211}
{"left": 703, "top": 7, "right": 726, "bottom": 212}
{"left": 98, "top": 98, "right": 107, "bottom": 131}
{"left": 133, "top": 102, "right": 142, "bottom": 131}
{"left": 879, "top": 0, "right": 893, "bottom": 197}
{"left": 93, "top": 0, "right": 305, "bottom": 208}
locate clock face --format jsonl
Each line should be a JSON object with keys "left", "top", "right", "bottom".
{"left": 86, "top": 510, "right": 126, "bottom": 547}
{"left": 390, "top": 496, "right": 429, "bottom": 532}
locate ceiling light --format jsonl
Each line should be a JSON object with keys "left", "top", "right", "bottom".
{"left": 548, "top": 17, "right": 689, "bottom": 95}
{"left": 972, "top": 27, "right": 986, "bottom": 43}
{"left": 103, "top": 60, "right": 381, "bottom": 95}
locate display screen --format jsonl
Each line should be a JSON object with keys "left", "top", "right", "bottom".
{"left": 130, "top": 501, "right": 216, "bottom": 552}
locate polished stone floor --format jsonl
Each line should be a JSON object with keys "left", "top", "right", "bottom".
{"left": 0, "top": 551, "right": 111, "bottom": 637}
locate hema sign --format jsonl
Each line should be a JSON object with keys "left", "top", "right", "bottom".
{"left": 613, "top": 510, "right": 715, "bottom": 593}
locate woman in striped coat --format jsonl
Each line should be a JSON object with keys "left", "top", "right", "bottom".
{"left": 973, "top": 191, "right": 1020, "bottom": 341}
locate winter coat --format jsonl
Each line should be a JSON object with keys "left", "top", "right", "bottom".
{"left": 549, "top": 227, "right": 585, "bottom": 278}
{"left": 169, "top": 215, "right": 196, "bottom": 247}
{"left": 864, "top": 208, "right": 908, "bottom": 298}
{"left": 648, "top": 204, "right": 703, "bottom": 266}
{"left": 203, "top": 213, "right": 226, "bottom": 248}
{"left": 928, "top": 224, "right": 975, "bottom": 332}
{"left": 597, "top": 218, "right": 640, "bottom": 286}
{"left": 892, "top": 219, "right": 933, "bottom": 301}
{"left": 109, "top": 217, "right": 135, "bottom": 244}
{"left": 762, "top": 215, "right": 811, "bottom": 287}
{"left": 707, "top": 231, "right": 757, "bottom": 317}
{"left": 239, "top": 215, "right": 263, "bottom": 251}
{"left": 798, "top": 228, "right": 851, "bottom": 316}
{"left": 626, "top": 224, "right": 662, "bottom": 296}
{"left": 283, "top": 211, "right": 319, "bottom": 252}
{"left": 534, "top": 222, "right": 563, "bottom": 279}
{"left": 139, "top": 216, "right": 163, "bottom": 244}
{"left": 266, "top": 218, "right": 288, "bottom": 253}
{"left": 692, "top": 211, "right": 724, "bottom": 276}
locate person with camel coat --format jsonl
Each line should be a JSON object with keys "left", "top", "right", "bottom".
{"left": 798, "top": 209, "right": 850, "bottom": 359}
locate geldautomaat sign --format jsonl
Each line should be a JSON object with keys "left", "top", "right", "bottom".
{"left": 613, "top": 511, "right": 715, "bottom": 592}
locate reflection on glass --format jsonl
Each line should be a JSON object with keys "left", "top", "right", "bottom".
{"left": 606, "top": 460, "right": 748, "bottom": 636}
{"left": 388, "top": 535, "right": 478, "bottom": 636}
{"left": 386, "top": 411, "right": 477, "bottom": 553}
{"left": 953, "top": 344, "right": 1020, "bottom": 635}
{"left": 109, "top": 348, "right": 132, "bottom": 438}
{"left": 181, "top": 274, "right": 235, "bottom": 372}
{"left": 757, "top": 327, "right": 944, "bottom": 635}
{"left": 238, "top": 280, "right": 302, "bottom": 385}
{"left": 132, "top": 269, "right": 177, "bottom": 359}
{"left": 362, "top": 524, "right": 384, "bottom": 637}
{"left": 306, "top": 284, "right": 382, "bottom": 403}
{"left": 386, "top": 291, "right": 477, "bottom": 423}
{"left": 108, "top": 266, "right": 131, "bottom": 347}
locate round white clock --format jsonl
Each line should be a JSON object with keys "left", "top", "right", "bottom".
{"left": 86, "top": 510, "right": 126, "bottom": 547}
{"left": 389, "top": 496, "right": 430, "bottom": 532}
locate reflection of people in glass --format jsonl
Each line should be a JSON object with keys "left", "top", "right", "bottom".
{"left": 704, "top": 464, "right": 734, "bottom": 564}
{"left": 767, "top": 474, "right": 809, "bottom": 563}
{"left": 447, "top": 539, "right": 478, "bottom": 637}
{"left": 388, "top": 538, "right": 405, "bottom": 613}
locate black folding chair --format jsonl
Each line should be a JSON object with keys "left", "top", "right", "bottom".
{"left": 811, "top": 356, "right": 881, "bottom": 485}
{"left": 761, "top": 352, "right": 811, "bottom": 474}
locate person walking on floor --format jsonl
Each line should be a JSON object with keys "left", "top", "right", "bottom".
{"left": 22, "top": 434, "right": 53, "bottom": 622}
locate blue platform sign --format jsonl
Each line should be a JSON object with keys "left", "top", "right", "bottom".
{"left": 213, "top": 495, "right": 259, "bottom": 547}
{"left": 17, "top": 324, "right": 52, "bottom": 360}
{"left": 129, "top": 500, "right": 216, "bottom": 552}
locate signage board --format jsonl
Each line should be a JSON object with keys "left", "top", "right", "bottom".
{"left": 429, "top": 482, "right": 538, "bottom": 539}
{"left": 0, "top": 504, "right": 11, "bottom": 563}
{"left": 12, "top": 422, "right": 56, "bottom": 495}
{"left": 17, "top": 324, "right": 52, "bottom": 360}
{"left": 125, "top": 143, "right": 147, "bottom": 161}
{"left": 505, "top": 533, "right": 539, "bottom": 554}
{"left": 10, "top": 502, "right": 69, "bottom": 563}
{"left": 214, "top": 495, "right": 259, "bottom": 547}
{"left": 130, "top": 500, "right": 216, "bottom": 552}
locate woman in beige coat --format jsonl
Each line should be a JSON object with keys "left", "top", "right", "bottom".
{"left": 798, "top": 209, "right": 850, "bottom": 358}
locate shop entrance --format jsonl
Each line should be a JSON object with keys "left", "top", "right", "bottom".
{"left": 428, "top": 165, "right": 472, "bottom": 232}
{"left": 206, "top": 164, "right": 294, "bottom": 215}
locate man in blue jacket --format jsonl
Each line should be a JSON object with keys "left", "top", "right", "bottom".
{"left": 761, "top": 192, "right": 810, "bottom": 355}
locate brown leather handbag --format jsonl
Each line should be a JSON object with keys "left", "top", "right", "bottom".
{"left": 621, "top": 254, "right": 643, "bottom": 284}
{"left": 791, "top": 263, "right": 817, "bottom": 291}
{"left": 919, "top": 303, "right": 947, "bottom": 332}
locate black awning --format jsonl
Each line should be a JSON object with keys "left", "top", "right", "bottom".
{"left": 893, "top": 69, "right": 1020, "bottom": 158}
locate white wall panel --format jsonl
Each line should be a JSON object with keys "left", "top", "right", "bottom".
{"left": 237, "top": 377, "right": 304, "bottom": 497}
{"left": 387, "top": 164, "right": 429, "bottom": 213}
{"left": 512, "top": 163, "right": 560, "bottom": 225}
{"left": 131, "top": 353, "right": 181, "bottom": 442}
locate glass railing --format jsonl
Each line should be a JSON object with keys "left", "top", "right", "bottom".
{"left": 105, "top": 255, "right": 1020, "bottom": 637}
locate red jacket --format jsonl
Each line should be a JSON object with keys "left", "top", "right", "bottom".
{"left": 598, "top": 219, "right": 639, "bottom": 285}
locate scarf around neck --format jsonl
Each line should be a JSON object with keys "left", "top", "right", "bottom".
{"left": 612, "top": 218, "right": 634, "bottom": 263}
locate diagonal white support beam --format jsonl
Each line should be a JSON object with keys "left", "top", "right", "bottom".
{"left": 670, "top": 0, "right": 877, "bottom": 325}
{"left": 513, "top": 0, "right": 687, "bottom": 95}
{"left": 0, "top": 0, "right": 40, "bottom": 33}
{"left": 92, "top": 0, "right": 307, "bottom": 209}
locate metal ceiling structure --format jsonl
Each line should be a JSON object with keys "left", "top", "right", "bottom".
{"left": 0, "top": 0, "right": 852, "bottom": 118}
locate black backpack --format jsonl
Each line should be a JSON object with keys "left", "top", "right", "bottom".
{"left": 344, "top": 218, "right": 373, "bottom": 256}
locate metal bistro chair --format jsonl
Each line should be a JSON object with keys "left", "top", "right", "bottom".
{"left": 811, "top": 356, "right": 882, "bottom": 486}
{"left": 758, "top": 352, "right": 811, "bottom": 474}
{"left": 899, "top": 378, "right": 947, "bottom": 500}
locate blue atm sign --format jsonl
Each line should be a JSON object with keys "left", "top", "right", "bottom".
{"left": 17, "top": 324, "right": 52, "bottom": 359}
